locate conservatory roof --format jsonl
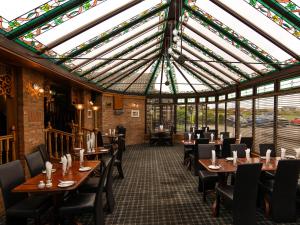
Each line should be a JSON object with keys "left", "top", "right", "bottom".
{"left": 0, "top": 0, "right": 299, "bottom": 95}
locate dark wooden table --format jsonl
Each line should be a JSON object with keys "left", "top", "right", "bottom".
{"left": 182, "top": 139, "right": 223, "bottom": 146}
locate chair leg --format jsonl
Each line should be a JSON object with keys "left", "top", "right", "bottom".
{"left": 6, "top": 216, "right": 27, "bottom": 225}
{"left": 105, "top": 187, "right": 115, "bottom": 213}
{"left": 117, "top": 164, "right": 124, "bottom": 179}
{"left": 264, "top": 195, "right": 270, "bottom": 218}
{"left": 198, "top": 178, "right": 203, "bottom": 192}
{"left": 212, "top": 192, "right": 220, "bottom": 217}
{"left": 202, "top": 182, "right": 207, "bottom": 202}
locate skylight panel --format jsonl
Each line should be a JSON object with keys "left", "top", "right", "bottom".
{"left": 0, "top": 0, "right": 49, "bottom": 21}
{"left": 195, "top": 0, "right": 299, "bottom": 62}
{"left": 37, "top": 0, "right": 162, "bottom": 54}
{"left": 71, "top": 17, "right": 161, "bottom": 67}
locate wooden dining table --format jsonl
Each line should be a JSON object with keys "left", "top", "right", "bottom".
{"left": 182, "top": 139, "right": 223, "bottom": 146}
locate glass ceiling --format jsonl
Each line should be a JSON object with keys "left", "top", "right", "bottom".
{"left": 0, "top": 0, "right": 299, "bottom": 95}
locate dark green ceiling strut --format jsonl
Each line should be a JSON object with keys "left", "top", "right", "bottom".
{"left": 6, "top": 0, "right": 89, "bottom": 40}
{"left": 145, "top": 57, "right": 162, "bottom": 95}
{"left": 57, "top": 3, "right": 169, "bottom": 65}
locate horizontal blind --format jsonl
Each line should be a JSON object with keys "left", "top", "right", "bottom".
{"left": 239, "top": 99, "right": 252, "bottom": 138}
{"left": 277, "top": 94, "right": 300, "bottom": 156}
{"left": 255, "top": 97, "right": 274, "bottom": 152}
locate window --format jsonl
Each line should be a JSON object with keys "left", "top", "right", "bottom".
{"left": 218, "top": 103, "right": 226, "bottom": 133}
{"left": 239, "top": 99, "right": 253, "bottom": 138}
{"left": 254, "top": 97, "right": 274, "bottom": 152}
{"left": 207, "top": 103, "right": 216, "bottom": 130}
{"left": 161, "top": 98, "right": 173, "bottom": 104}
{"left": 228, "top": 92, "right": 236, "bottom": 99}
{"left": 147, "top": 98, "right": 159, "bottom": 104}
{"left": 198, "top": 104, "right": 206, "bottom": 128}
{"left": 226, "top": 101, "right": 236, "bottom": 137}
{"left": 146, "top": 104, "right": 160, "bottom": 131}
{"left": 240, "top": 88, "right": 253, "bottom": 97}
{"left": 186, "top": 104, "right": 196, "bottom": 131}
{"left": 257, "top": 83, "right": 274, "bottom": 94}
{"left": 208, "top": 96, "right": 215, "bottom": 102}
{"left": 161, "top": 105, "right": 174, "bottom": 129}
{"left": 177, "top": 98, "right": 185, "bottom": 103}
{"left": 277, "top": 94, "right": 300, "bottom": 156}
{"left": 280, "top": 77, "right": 300, "bottom": 90}
{"left": 219, "top": 95, "right": 226, "bottom": 101}
{"left": 199, "top": 97, "right": 206, "bottom": 103}
{"left": 176, "top": 104, "right": 186, "bottom": 132}
{"left": 187, "top": 98, "right": 195, "bottom": 103}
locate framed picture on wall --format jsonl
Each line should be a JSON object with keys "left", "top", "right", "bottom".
{"left": 87, "top": 109, "right": 93, "bottom": 119}
{"left": 131, "top": 109, "right": 139, "bottom": 118}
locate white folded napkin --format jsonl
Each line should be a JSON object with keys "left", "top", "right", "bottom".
{"left": 45, "top": 161, "right": 53, "bottom": 181}
{"left": 212, "top": 150, "right": 216, "bottom": 166}
{"left": 86, "top": 133, "right": 91, "bottom": 153}
{"left": 220, "top": 134, "right": 223, "bottom": 142}
{"left": 66, "top": 154, "right": 72, "bottom": 168}
{"left": 294, "top": 148, "right": 300, "bottom": 159}
{"left": 281, "top": 148, "right": 286, "bottom": 159}
{"left": 113, "top": 129, "right": 116, "bottom": 135}
{"left": 61, "top": 156, "right": 67, "bottom": 175}
{"left": 109, "top": 129, "right": 112, "bottom": 135}
{"left": 205, "top": 127, "right": 207, "bottom": 132}
{"left": 238, "top": 134, "right": 242, "bottom": 143}
{"left": 245, "top": 148, "right": 251, "bottom": 161}
{"left": 210, "top": 133, "right": 214, "bottom": 142}
{"left": 159, "top": 125, "right": 163, "bottom": 130}
{"left": 80, "top": 149, "right": 84, "bottom": 164}
{"left": 188, "top": 133, "right": 191, "bottom": 141}
{"left": 197, "top": 134, "right": 200, "bottom": 139}
{"left": 90, "top": 132, "right": 95, "bottom": 150}
{"left": 233, "top": 151, "right": 237, "bottom": 164}
{"left": 266, "top": 149, "right": 272, "bottom": 163}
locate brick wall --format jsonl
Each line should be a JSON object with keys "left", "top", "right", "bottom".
{"left": 102, "top": 94, "right": 145, "bottom": 145}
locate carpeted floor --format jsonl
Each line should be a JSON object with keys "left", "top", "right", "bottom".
{"left": 1, "top": 144, "right": 299, "bottom": 225}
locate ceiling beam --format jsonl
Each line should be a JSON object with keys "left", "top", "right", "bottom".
{"left": 93, "top": 48, "right": 159, "bottom": 83}
{"left": 183, "top": 35, "right": 251, "bottom": 81}
{"left": 167, "top": 58, "right": 177, "bottom": 94}
{"left": 56, "top": 3, "right": 169, "bottom": 64}
{"left": 123, "top": 60, "right": 156, "bottom": 93}
{"left": 159, "top": 56, "right": 165, "bottom": 95}
{"left": 41, "top": 0, "right": 144, "bottom": 53}
{"left": 82, "top": 32, "right": 162, "bottom": 77}
{"left": 183, "top": 23, "right": 264, "bottom": 76}
{"left": 145, "top": 57, "right": 162, "bottom": 95}
{"left": 6, "top": 0, "right": 89, "bottom": 40}
{"left": 173, "top": 48, "right": 233, "bottom": 85}
{"left": 103, "top": 57, "right": 158, "bottom": 90}
{"left": 258, "top": 0, "right": 300, "bottom": 30}
{"left": 181, "top": 45, "right": 240, "bottom": 84}
{"left": 71, "top": 20, "right": 165, "bottom": 72}
{"left": 172, "top": 62, "right": 198, "bottom": 94}
{"left": 208, "top": 0, "right": 300, "bottom": 62}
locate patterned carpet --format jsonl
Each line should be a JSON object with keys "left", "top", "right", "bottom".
{"left": 1, "top": 144, "right": 299, "bottom": 225}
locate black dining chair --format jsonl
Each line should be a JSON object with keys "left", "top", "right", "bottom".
{"left": 203, "top": 132, "right": 212, "bottom": 140}
{"left": 197, "top": 144, "right": 219, "bottom": 202}
{"left": 59, "top": 156, "right": 112, "bottom": 225}
{"left": 240, "top": 137, "right": 253, "bottom": 150}
{"left": 202, "top": 126, "right": 209, "bottom": 131}
{"left": 114, "top": 137, "right": 125, "bottom": 179}
{"left": 221, "top": 138, "right": 236, "bottom": 158}
{"left": 189, "top": 138, "right": 209, "bottom": 175}
{"left": 183, "top": 132, "right": 194, "bottom": 166}
{"left": 259, "top": 159, "right": 300, "bottom": 222}
{"left": 215, "top": 163, "right": 263, "bottom": 225}
{"left": 0, "top": 160, "right": 51, "bottom": 225}
{"left": 25, "top": 151, "right": 45, "bottom": 177}
{"left": 79, "top": 150, "right": 117, "bottom": 213}
{"left": 220, "top": 132, "right": 230, "bottom": 139}
{"left": 230, "top": 144, "right": 247, "bottom": 158}
{"left": 194, "top": 129, "right": 204, "bottom": 139}
{"left": 37, "top": 144, "right": 49, "bottom": 162}
{"left": 259, "top": 144, "right": 276, "bottom": 157}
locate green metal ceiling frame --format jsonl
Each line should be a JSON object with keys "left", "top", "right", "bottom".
{"left": 56, "top": 3, "right": 169, "bottom": 65}
{"left": 145, "top": 57, "right": 162, "bottom": 95}
{"left": 166, "top": 57, "right": 177, "bottom": 94}
{"left": 184, "top": 4, "right": 282, "bottom": 71}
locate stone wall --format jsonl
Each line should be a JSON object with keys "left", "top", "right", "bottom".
{"left": 102, "top": 94, "right": 145, "bottom": 145}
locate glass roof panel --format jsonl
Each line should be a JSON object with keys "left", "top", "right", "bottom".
{"left": 80, "top": 38, "right": 161, "bottom": 76}
{"left": 0, "top": 0, "right": 49, "bottom": 21}
{"left": 194, "top": 0, "right": 299, "bottom": 62}
{"left": 153, "top": 67, "right": 172, "bottom": 94}
{"left": 184, "top": 29, "right": 257, "bottom": 76}
{"left": 179, "top": 47, "right": 236, "bottom": 84}
{"left": 126, "top": 65, "right": 153, "bottom": 93}
{"left": 70, "top": 17, "right": 161, "bottom": 67}
{"left": 185, "top": 18, "right": 270, "bottom": 72}
{"left": 180, "top": 37, "right": 246, "bottom": 81}
{"left": 37, "top": 0, "right": 162, "bottom": 54}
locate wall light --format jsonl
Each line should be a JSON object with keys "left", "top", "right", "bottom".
{"left": 25, "top": 81, "right": 44, "bottom": 99}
